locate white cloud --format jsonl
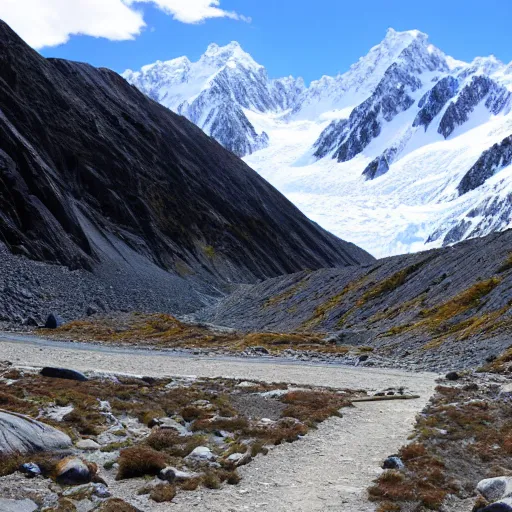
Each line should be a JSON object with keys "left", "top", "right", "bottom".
{"left": 0, "top": 0, "right": 248, "bottom": 49}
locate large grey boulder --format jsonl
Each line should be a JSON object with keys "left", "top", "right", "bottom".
{"left": 0, "top": 410, "right": 72, "bottom": 456}
{"left": 478, "top": 477, "right": 512, "bottom": 502}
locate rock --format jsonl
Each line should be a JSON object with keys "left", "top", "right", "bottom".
{"left": 158, "top": 467, "right": 176, "bottom": 483}
{"left": 44, "top": 314, "right": 65, "bottom": 329}
{"left": 62, "top": 482, "right": 111, "bottom": 499}
{"left": 76, "top": 439, "right": 101, "bottom": 451}
{"left": 185, "top": 446, "right": 216, "bottom": 462}
{"left": 55, "top": 456, "right": 97, "bottom": 486}
{"left": 0, "top": 410, "right": 72, "bottom": 456}
{"left": 478, "top": 477, "right": 512, "bottom": 502}
{"left": 0, "top": 499, "right": 38, "bottom": 512}
{"left": 359, "top": 355, "right": 370, "bottom": 362}
{"left": 382, "top": 456, "right": 404, "bottom": 470}
{"left": 19, "top": 462, "right": 42, "bottom": 478}
{"left": 226, "top": 452, "right": 252, "bottom": 467}
{"left": 40, "top": 367, "right": 88, "bottom": 382}
{"left": 236, "top": 381, "right": 257, "bottom": 388}
{"left": 446, "top": 371, "right": 461, "bottom": 381}
{"left": 159, "top": 466, "right": 197, "bottom": 483}
{"left": 481, "top": 498, "right": 512, "bottom": 512}
{"left": 86, "top": 306, "right": 97, "bottom": 316}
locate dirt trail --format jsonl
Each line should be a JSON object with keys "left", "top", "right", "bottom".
{"left": 0, "top": 336, "right": 438, "bottom": 511}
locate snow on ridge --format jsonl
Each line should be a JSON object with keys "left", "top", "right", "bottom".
{"left": 123, "top": 30, "right": 512, "bottom": 258}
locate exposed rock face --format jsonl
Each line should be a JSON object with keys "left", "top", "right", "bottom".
{"left": 362, "top": 148, "right": 397, "bottom": 180}
{"left": 124, "top": 42, "right": 306, "bottom": 157}
{"left": 458, "top": 135, "right": 512, "bottom": 195}
{"left": 0, "top": 20, "right": 373, "bottom": 301}
{"left": 314, "top": 35, "right": 448, "bottom": 162}
{"left": 438, "top": 76, "right": 510, "bottom": 138}
{"left": 413, "top": 76, "right": 459, "bottom": 130}
{"left": 0, "top": 410, "right": 72, "bottom": 456}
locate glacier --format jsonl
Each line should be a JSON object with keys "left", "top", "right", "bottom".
{"left": 124, "top": 28, "right": 512, "bottom": 258}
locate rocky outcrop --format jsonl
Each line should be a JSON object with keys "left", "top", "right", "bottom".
{"left": 0, "top": 410, "right": 72, "bottom": 456}
{"left": 438, "top": 76, "right": 510, "bottom": 138}
{"left": 362, "top": 148, "right": 397, "bottom": 180}
{"left": 0, "top": 20, "right": 373, "bottom": 301}
{"left": 313, "top": 35, "right": 449, "bottom": 163}
{"left": 413, "top": 76, "right": 459, "bottom": 130}
{"left": 458, "top": 135, "right": 512, "bottom": 195}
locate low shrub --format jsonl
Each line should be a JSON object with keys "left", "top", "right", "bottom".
{"left": 116, "top": 446, "right": 168, "bottom": 480}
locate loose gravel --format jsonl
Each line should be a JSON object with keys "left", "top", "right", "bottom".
{"left": 0, "top": 335, "right": 438, "bottom": 511}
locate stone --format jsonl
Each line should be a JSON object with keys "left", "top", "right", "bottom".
{"left": 185, "top": 446, "right": 216, "bottom": 462}
{"left": 0, "top": 499, "right": 38, "bottom": 512}
{"left": 227, "top": 452, "right": 252, "bottom": 467}
{"left": 40, "top": 367, "right": 88, "bottom": 382}
{"left": 0, "top": 410, "right": 72, "bottom": 456}
{"left": 478, "top": 477, "right": 512, "bottom": 502}
{"left": 55, "top": 457, "right": 97, "bottom": 486}
{"left": 236, "top": 381, "right": 257, "bottom": 388}
{"left": 482, "top": 498, "right": 512, "bottom": 512}
{"left": 86, "top": 306, "right": 97, "bottom": 316}
{"left": 20, "top": 462, "right": 42, "bottom": 478}
{"left": 159, "top": 467, "right": 198, "bottom": 483}
{"left": 158, "top": 467, "right": 176, "bottom": 483}
{"left": 44, "top": 314, "right": 65, "bottom": 329}
{"left": 62, "top": 482, "right": 111, "bottom": 499}
{"left": 382, "top": 456, "right": 404, "bottom": 470}
{"left": 445, "top": 372, "right": 460, "bottom": 381}
{"left": 76, "top": 439, "right": 101, "bottom": 451}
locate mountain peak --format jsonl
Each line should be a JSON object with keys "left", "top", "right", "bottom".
{"left": 200, "top": 41, "right": 261, "bottom": 70}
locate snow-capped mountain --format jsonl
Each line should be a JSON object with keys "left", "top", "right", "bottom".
{"left": 124, "top": 29, "right": 512, "bottom": 258}
{"left": 123, "top": 42, "right": 303, "bottom": 156}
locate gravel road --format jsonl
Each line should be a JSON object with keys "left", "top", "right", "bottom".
{"left": 0, "top": 335, "right": 438, "bottom": 511}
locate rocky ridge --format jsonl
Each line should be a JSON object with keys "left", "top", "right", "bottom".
{"left": 0, "top": 19, "right": 373, "bottom": 322}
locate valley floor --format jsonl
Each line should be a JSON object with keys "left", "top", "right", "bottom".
{"left": 0, "top": 335, "right": 437, "bottom": 511}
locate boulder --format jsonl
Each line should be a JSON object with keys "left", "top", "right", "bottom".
{"left": 0, "top": 499, "right": 38, "bottom": 512}
{"left": 40, "top": 367, "right": 88, "bottom": 382}
{"left": 478, "top": 477, "right": 512, "bottom": 502}
{"left": 55, "top": 456, "right": 97, "bottom": 486}
{"left": 44, "top": 314, "right": 65, "bottom": 329}
{"left": 481, "top": 498, "right": 512, "bottom": 512}
{"left": 382, "top": 456, "right": 404, "bottom": 470}
{"left": 446, "top": 371, "right": 460, "bottom": 381}
{"left": 20, "top": 462, "right": 42, "bottom": 478}
{"left": 0, "top": 410, "right": 72, "bottom": 456}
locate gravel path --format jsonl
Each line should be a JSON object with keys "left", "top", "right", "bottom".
{"left": 0, "top": 336, "right": 438, "bottom": 511}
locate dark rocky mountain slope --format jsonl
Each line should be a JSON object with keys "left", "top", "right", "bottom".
{"left": 198, "top": 229, "right": 512, "bottom": 370}
{"left": 0, "top": 20, "right": 372, "bottom": 319}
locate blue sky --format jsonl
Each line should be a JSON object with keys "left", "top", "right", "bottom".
{"left": 6, "top": 0, "right": 512, "bottom": 83}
